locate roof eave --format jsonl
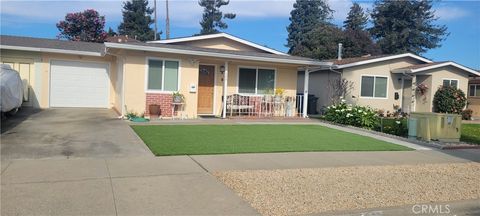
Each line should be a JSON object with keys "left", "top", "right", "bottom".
{"left": 105, "top": 42, "right": 328, "bottom": 66}
{"left": 0, "top": 45, "right": 103, "bottom": 56}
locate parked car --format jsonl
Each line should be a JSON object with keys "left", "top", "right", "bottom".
{"left": 1, "top": 64, "right": 23, "bottom": 115}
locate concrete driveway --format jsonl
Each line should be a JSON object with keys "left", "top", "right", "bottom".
{"left": 1, "top": 108, "right": 151, "bottom": 159}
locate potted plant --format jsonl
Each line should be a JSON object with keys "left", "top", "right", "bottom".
{"left": 274, "top": 88, "right": 285, "bottom": 103}
{"left": 172, "top": 92, "right": 184, "bottom": 103}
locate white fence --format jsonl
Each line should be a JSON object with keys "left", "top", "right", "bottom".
{"left": 225, "top": 94, "right": 305, "bottom": 118}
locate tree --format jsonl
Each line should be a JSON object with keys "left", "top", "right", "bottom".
{"left": 370, "top": 0, "right": 448, "bottom": 54}
{"left": 118, "top": 0, "right": 155, "bottom": 41}
{"left": 342, "top": 3, "right": 381, "bottom": 57}
{"left": 287, "top": 0, "right": 333, "bottom": 55}
{"left": 301, "top": 23, "right": 344, "bottom": 59}
{"left": 198, "top": 0, "right": 236, "bottom": 35}
{"left": 328, "top": 78, "right": 354, "bottom": 104}
{"left": 343, "top": 3, "right": 368, "bottom": 31}
{"left": 107, "top": 27, "right": 117, "bottom": 37}
{"left": 342, "top": 29, "right": 381, "bottom": 58}
{"left": 56, "top": 9, "right": 107, "bottom": 43}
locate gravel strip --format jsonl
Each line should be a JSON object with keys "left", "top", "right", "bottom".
{"left": 213, "top": 163, "right": 480, "bottom": 216}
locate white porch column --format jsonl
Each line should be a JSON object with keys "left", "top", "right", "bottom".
{"left": 302, "top": 67, "right": 310, "bottom": 118}
{"left": 222, "top": 61, "right": 229, "bottom": 119}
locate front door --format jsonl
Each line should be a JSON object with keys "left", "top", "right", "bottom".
{"left": 197, "top": 65, "right": 215, "bottom": 114}
{"left": 402, "top": 78, "right": 413, "bottom": 113}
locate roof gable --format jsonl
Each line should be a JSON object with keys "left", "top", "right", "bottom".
{"left": 332, "top": 53, "right": 432, "bottom": 69}
{"left": 392, "top": 61, "right": 480, "bottom": 76}
{"left": 147, "top": 33, "right": 287, "bottom": 55}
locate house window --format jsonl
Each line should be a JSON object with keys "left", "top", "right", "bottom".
{"left": 147, "top": 59, "right": 179, "bottom": 91}
{"left": 442, "top": 79, "right": 458, "bottom": 89}
{"left": 360, "top": 76, "right": 387, "bottom": 98}
{"left": 469, "top": 84, "right": 480, "bottom": 97}
{"left": 238, "top": 67, "right": 275, "bottom": 94}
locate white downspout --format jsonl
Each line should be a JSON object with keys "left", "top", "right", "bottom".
{"left": 222, "top": 61, "right": 229, "bottom": 119}
{"left": 302, "top": 67, "right": 310, "bottom": 118}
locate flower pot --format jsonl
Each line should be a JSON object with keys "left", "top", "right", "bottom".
{"left": 149, "top": 104, "right": 161, "bottom": 117}
{"left": 173, "top": 95, "right": 183, "bottom": 103}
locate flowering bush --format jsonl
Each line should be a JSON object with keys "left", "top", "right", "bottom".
{"left": 433, "top": 86, "right": 467, "bottom": 114}
{"left": 324, "top": 100, "right": 377, "bottom": 129}
{"left": 416, "top": 83, "right": 429, "bottom": 96}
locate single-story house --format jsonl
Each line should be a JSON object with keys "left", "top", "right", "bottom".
{"left": 468, "top": 76, "right": 480, "bottom": 117}
{"left": 297, "top": 53, "right": 480, "bottom": 114}
{"left": 0, "top": 33, "right": 330, "bottom": 118}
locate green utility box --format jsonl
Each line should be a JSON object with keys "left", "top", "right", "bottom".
{"left": 408, "top": 112, "right": 462, "bottom": 142}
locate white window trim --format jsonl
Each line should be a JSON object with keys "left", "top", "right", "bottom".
{"left": 236, "top": 65, "right": 277, "bottom": 95}
{"left": 359, "top": 75, "right": 389, "bottom": 99}
{"left": 145, "top": 57, "right": 182, "bottom": 93}
{"left": 442, "top": 78, "right": 459, "bottom": 89}
{"left": 469, "top": 84, "right": 480, "bottom": 97}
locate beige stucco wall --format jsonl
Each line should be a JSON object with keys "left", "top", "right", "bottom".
{"left": 121, "top": 50, "right": 200, "bottom": 117}
{"left": 414, "top": 75, "right": 433, "bottom": 112}
{"left": 119, "top": 49, "right": 300, "bottom": 118}
{"left": 415, "top": 66, "right": 470, "bottom": 112}
{"left": 341, "top": 57, "right": 424, "bottom": 112}
{"left": 171, "top": 37, "right": 269, "bottom": 53}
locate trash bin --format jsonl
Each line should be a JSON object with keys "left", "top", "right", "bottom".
{"left": 296, "top": 94, "right": 318, "bottom": 115}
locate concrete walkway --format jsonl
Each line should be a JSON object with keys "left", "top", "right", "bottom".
{"left": 2, "top": 149, "right": 479, "bottom": 215}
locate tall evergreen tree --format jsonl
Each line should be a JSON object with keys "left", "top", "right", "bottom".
{"left": 198, "top": 0, "right": 236, "bottom": 35}
{"left": 118, "top": 0, "right": 155, "bottom": 41}
{"left": 342, "top": 3, "right": 381, "bottom": 57}
{"left": 370, "top": 0, "right": 448, "bottom": 54}
{"left": 286, "top": 0, "right": 333, "bottom": 55}
{"left": 343, "top": 3, "right": 368, "bottom": 31}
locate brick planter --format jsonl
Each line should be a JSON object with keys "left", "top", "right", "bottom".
{"left": 146, "top": 93, "right": 173, "bottom": 117}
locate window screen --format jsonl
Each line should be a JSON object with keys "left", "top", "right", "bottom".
{"left": 148, "top": 60, "right": 163, "bottom": 90}
{"left": 164, "top": 60, "right": 179, "bottom": 91}
{"left": 257, "top": 69, "right": 275, "bottom": 94}
{"left": 374, "top": 77, "right": 387, "bottom": 98}
{"left": 238, "top": 68, "right": 257, "bottom": 94}
{"left": 361, "top": 76, "right": 374, "bottom": 97}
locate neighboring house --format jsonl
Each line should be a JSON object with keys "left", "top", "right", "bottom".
{"left": 0, "top": 34, "right": 329, "bottom": 118}
{"left": 468, "top": 76, "right": 480, "bottom": 117}
{"left": 298, "top": 53, "right": 480, "bottom": 114}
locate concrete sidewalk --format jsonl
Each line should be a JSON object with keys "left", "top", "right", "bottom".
{"left": 2, "top": 149, "right": 479, "bottom": 215}
{"left": 0, "top": 157, "right": 259, "bottom": 216}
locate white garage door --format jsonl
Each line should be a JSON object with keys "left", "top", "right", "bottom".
{"left": 50, "top": 60, "right": 109, "bottom": 108}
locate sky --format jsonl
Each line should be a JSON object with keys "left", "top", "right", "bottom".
{"left": 1, "top": 0, "right": 479, "bottom": 69}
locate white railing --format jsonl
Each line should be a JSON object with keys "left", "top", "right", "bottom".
{"left": 225, "top": 94, "right": 305, "bottom": 118}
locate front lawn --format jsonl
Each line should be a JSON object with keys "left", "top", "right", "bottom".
{"left": 461, "top": 124, "right": 480, "bottom": 145}
{"left": 131, "top": 125, "right": 412, "bottom": 156}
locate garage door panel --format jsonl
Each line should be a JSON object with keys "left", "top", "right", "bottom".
{"left": 50, "top": 60, "right": 109, "bottom": 108}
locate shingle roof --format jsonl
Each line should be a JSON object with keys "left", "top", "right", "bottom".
{"left": 0, "top": 35, "right": 104, "bottom": 54}
{"left": 330, "top": 54, "right": 396, "bottom": 65}
{"left": 114, "top": 41, "right": 320, "bottom": 62}
{"left": 394, "top": 62, "right": 449, "bottom": 70}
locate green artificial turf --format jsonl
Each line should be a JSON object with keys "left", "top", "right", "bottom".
{"left": 461, "top": 124, "right": 480, "bottom": 145}
{"left": 131, "top": 125, "right": 412, "bottom": 156}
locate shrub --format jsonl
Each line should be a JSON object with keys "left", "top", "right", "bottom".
{"left": 462, "top": 109, "right": 473, "bottom": 120}
{"left": 375, "top": 118, "right": 408, "bottom": 137}
{"left": 433, "top": 86, "right": 467, "bottom": 114}
{"left": 324, "top": 100, "right": 377, "bottom": 129}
